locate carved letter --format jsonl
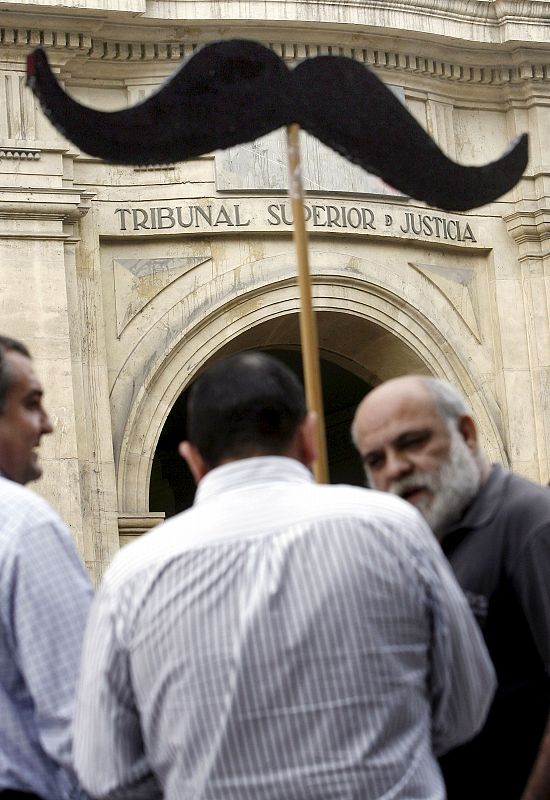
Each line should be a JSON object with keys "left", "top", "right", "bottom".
{"left": 312, "top": 205, "right": 327, "bottom": 227}
{"left": 410, "top": 214, "right": 422, "bottom": 235}
{"left": 361, "top": 208, "right": 376, "bottom": 230}
{"left": 340, "top": 206, "right": 348, "bottom": 228}
{"left": 280, "top": 204, "right": 293, "bottom": 225}
{"left": 326, "top": 206, "right": 341, "bottom": 228}
{"left": 400, "top": 212, "right": 411, "bottom": 234}
{"left": 195, "top": 206, "right": 213, "bottom": 227}
{"left": 267, "top": 204, "right": 282, "bottom": 225}
{"left": 157, "top": 208, "right": 176, "bottom": 229}
{"left": 347, "top": 207, "right": 362, "bottom": 229}
{"left": 463, "top": 223, "right": 476, "bottom": 242}
{"left": 115, "top": 208, "right": 131, "bottom": 231}
{"left": 176, "top": 207, "right": 193, "bottom": 228}
{"left": 234, "top": 205, "right": 251, "bottom": 226}
{"left": 447, "top": 220, "right": 457, "bottom": 241}
{"left": 422, "top": 216, "right": 433, "bottom": 236}
{"left": 132, "top": 209, "right": 149, "bottom": 230}
{"left": 214, "top": 206, "right": 234, "bottom": 226}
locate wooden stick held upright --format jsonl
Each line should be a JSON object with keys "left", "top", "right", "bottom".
{"left": 286, "top": 123, "right": 329, "bottom": 484}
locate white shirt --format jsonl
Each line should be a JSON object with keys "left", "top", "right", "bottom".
{"left": 75, "top": 457, "right": 495, "bottom": 799}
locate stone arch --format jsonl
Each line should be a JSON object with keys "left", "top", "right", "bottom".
{"left": 116, "top": 252, "right": 508, "bottom": 513}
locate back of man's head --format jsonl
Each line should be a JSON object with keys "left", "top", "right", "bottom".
{"left": 186, "top": 352, "right": 307, "bottom": 470}
{"left": 0, "top": 335, "right": 31, "bottom": 414}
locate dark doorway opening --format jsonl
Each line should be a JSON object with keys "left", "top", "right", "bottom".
{"left": 149, "top": 348, "right": 371, "bottom": 518}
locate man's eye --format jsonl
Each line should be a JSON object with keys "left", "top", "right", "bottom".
{"left": 364, "top": 454, "right": 383, "bottom": 470}
{"left": 400, "top": 433, "right": 430, "bottom": 449}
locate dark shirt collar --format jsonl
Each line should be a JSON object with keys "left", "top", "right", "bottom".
{"left": 442, "top": 463, "right": 507, "bottom": 539}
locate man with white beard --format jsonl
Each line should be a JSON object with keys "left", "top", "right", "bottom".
{"left": 352, "top": 375, "right": 550, "bottom": 800}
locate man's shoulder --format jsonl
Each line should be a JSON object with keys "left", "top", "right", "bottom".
{"left": 104, "top": 482, "right": 427, "bottom": 594}
{"left": 314, "top": 481, "right": 423, "bottom": 523}
{"left": 493, "top": 468, "right": 550, "bottom": 518}
{"left": 101, "top": 505, "right": 198, "bottom": 591}
{"left": 450, "top": 466, "right": 550, "bottom": 553}
{"left": 0, "top": 475, "right": 59, "bottom": 517}
{"left": 0, "top": 476, "right": 64, "bottom": 540}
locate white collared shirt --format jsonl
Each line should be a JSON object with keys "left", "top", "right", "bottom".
{"left": 0, "top": 476, "right": 93, "bottom": 798}
{"left": 75, "top": 456, "right": 495, "bottom": 800}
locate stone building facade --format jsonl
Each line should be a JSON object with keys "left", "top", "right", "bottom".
{"left": 0, "top": 0, "right": 549, "bottom": 581}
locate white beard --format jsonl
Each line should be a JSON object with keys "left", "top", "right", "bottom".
{"left": 388, "top": 426, "right": 482, "bottom": 538}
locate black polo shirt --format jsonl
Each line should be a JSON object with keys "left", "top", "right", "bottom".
{"left": 438, "top": 465, "right": 550, "bottom": 800}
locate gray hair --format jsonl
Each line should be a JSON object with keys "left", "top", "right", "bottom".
{"left": 418, "top": 376, "right": 471, "bottom": 429}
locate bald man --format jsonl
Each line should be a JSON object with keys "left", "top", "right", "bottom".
{"left": 352, "top": 375, "right": 550, "bottom": 800}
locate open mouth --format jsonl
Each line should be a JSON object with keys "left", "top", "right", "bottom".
{"left": 400, "top": 487, "right": 428, "bottom": 504}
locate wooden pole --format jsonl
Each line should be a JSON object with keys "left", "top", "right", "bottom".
{"left": 286, "top": 122, "right": 329, "bottom": 484}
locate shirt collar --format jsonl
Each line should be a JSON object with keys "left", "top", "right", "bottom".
{"left": 195, "top": 456, "right": 314, "bottom": 505}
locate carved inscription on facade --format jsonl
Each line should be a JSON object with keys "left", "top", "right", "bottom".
{"left": 112, "top": 201, "right": 477, "bottom": 244}
{"left": 115, "top": 205, "right": 251, "bottom": 231}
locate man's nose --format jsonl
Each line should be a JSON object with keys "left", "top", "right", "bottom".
{"left": 41, "top": 409, "right": 54, "bottom": 435}
{"left": 383, "top": 450, "right": 413, "bottom": 486}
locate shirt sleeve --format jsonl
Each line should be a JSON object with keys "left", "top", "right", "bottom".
{"left": 512, "top": 522, "right": 550, "bottom": 673}
{"left": 74, "top": 579, "right": 163, "bottom": 800}
{"left": 9, "top": 515, "right": 94, "bottom": 799}
{"left": 419, "top": 535, "right": 496, "bottom": 756}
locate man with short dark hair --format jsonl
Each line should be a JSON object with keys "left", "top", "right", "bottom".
{"left": 75, "top": 352, "right": 494, "bottom": 800}
{"left": 352, "top": 375, "right": 550, "bottom": 800}
{"left": 0, "top": 335, "right": 93, "bottom": 800}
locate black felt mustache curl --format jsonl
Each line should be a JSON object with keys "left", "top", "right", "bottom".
{"left": 27, "top": 39, "right": 528, "bottom": 212}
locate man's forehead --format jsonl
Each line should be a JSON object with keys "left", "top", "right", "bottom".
{"left": 357, "top": 381, "right": 441, "bottom": 445}
{"left": 5, "top": 350, "right": 43, "bottom": 394}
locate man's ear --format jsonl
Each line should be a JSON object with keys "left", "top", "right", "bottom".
{"left": 179, "top": 441, "right": 208, "bottom": 485}
{"left": 457, "top": 415, "right": 478, "bottom": 452}
{"left": 296, "top": 411, "right": 318, "bottom": 468}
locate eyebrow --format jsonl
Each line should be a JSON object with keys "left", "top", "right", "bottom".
{"left": 393, "top": 429, "right": 432, "bottom": 448}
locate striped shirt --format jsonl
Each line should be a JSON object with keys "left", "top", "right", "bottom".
{"left": 75, "top": 457, "right": 495, "bottom": 800}
{"left": 0, "top": 475, "right": 93, "bottom": 800}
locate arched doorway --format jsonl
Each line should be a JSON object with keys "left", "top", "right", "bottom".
{"left": 149, "top": 346, "right": 372, "bottom": 517}
{"left": 118, "top": 289, "right": 508, "bottom": 523}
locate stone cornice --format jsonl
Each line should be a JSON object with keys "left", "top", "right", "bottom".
{"left": 118, "top": 512, "right": 165, "bottom": 536}
{"left": 2, "top": 26, "right": 550, "bottom": 89}
{"left": 503, "top": 204, "right": 550, "bottom": 262}
{"left": 2, "top": 0, "right": 550, "bottom": 32}
{"left": 0, "top": 146, "right": 40, "bottom": 160}
{"left": 0, "top": 187, "right": 94, "bottom": 219}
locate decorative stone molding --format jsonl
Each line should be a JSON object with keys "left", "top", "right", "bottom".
{"left": 503, "top": 208, "right": 550, "bottom": 252}
{"left": 2, "top": 22, "right": 550, "bottom": 88}
{"left": 134, "top": 164, "right": 178, "bottom": 172}
{"left": 0, "top": 187, "right": 94, "bottom": 221}
{"left": 0, "top": 147, "right": 41, "bottom": 160}
{"left": 118, "top": 512, "right": 165, "bottom": 546}
{"left": 1, "top": 28, "right": 92, "bottom": 50}
{"left": 82, "top": 39, "right": 550, "bottom": 87}
{"left": 3, "top": 0, "right": 550, "bottom": 42}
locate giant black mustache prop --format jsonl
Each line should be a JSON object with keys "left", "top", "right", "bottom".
{"left": 27, "top": 39, "right": 527, "bottom": 212}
